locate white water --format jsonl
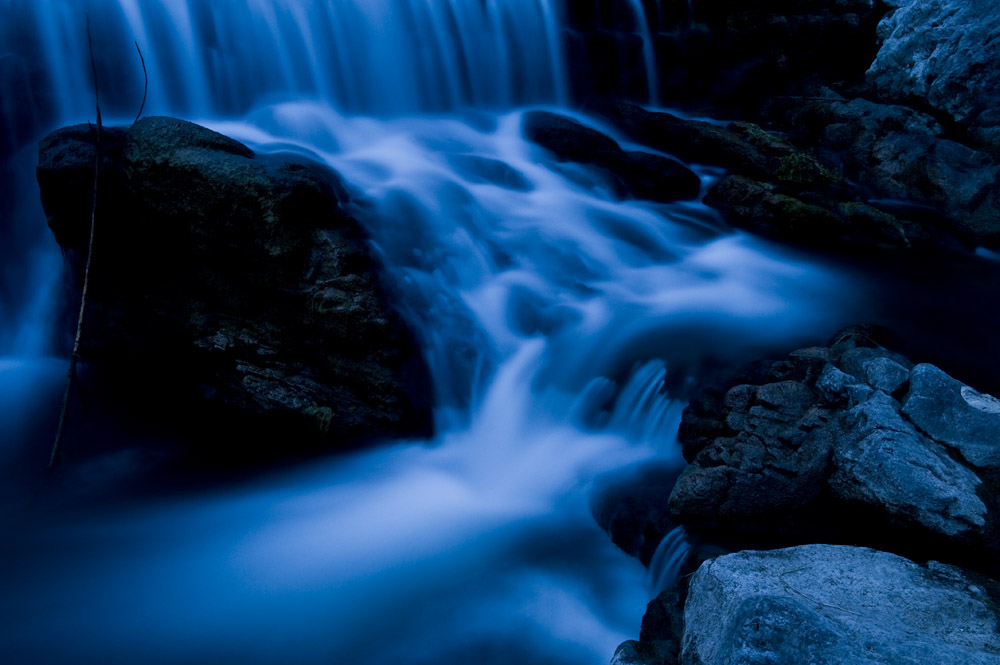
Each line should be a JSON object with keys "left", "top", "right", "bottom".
{"left": 0, "top": 2, "right": 867, "bottom": 663}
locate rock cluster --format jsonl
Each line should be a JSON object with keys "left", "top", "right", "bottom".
{"left": 593, "top": 0, "right": 1000, "bottom": 661}
{"left": 559, "top": 0, "right": 1000, "bottom": 254}
{"left": 673, "top": 329, "right": 1000, "bottom": 562}
{"left": 37, "top": 117, "right": 432, "bottom": 465}
{"left": 610, "top": 328, "right": 1000, "bottom": 665}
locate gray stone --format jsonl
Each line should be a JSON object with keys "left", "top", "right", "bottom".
{"left": 816, "top": 363, "right": 873, "bottom": 407}
{"left": 681, "top": 545, "right": 1000, "bottom": 665}
{"left": 830, "top": 394, "right": 988, "bottom": 538}
{"left": 903, "top": 364, "right": 1000, "bottom": 469}
{"left": 863, "top": 356, "right": 910, "bottom": 394}
{"left": 868, "top": 0, "right": 1000, "bottom": 139}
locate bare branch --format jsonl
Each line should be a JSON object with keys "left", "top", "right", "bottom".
{"left": 134, "top": 40, "right": 147, "bottom": 125}
{"left": 51, "top": 15, "right": 103, "bottom": 468}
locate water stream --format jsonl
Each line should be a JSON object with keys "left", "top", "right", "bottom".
{"left": 0, "top": 2, "right": 870, "bottom": 663}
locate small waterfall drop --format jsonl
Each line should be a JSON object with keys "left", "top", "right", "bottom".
{"left": 627, "top": 0, "right": 660, "bottom": 106}
{"left": 2, "top": 0, "right": 568, "bottom": 124}
{"left": 648, "top": 525, "right": 691, "bottom": 595}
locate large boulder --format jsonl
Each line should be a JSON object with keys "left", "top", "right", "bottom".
{"left": 867, "top": 0, "right": 1000, "bottom": 150}
{"left": 669, "top": 328, "right": 1000, "bottom": 566}
{"left": 37, "top": 117, "right": 433, "bottom": 464}
{"left": 680, "top": 545, "right": 1000, "bottom": 665}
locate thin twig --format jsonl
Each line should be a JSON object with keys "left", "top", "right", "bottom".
{"left": 133, "top": 41, "right": 147, "bottom": 125}
{"left": 51, "top": 15, "right": 102, "bottom": 468}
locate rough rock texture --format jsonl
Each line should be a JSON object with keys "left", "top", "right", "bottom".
{"left": 702, "top": 174, "right": 927, "bottom": 250}
{"left": 681, "top": 545, "right": 1000, "bottom": 665}
{"left": 521, "top": 110, "right": 700, "bottom": 203}
{"left": 867, "top": 0, "right": 1000, "bottom": 149}
{"left": 37, "top": 117, "right": 433, "bottom": 463}
{"left": 783, "top": 96, "right": 1000, "bottom": 246}
{"left": 670, "top": 328, "right": 1000, "bottom": 564}
{"left": 612, "top": 581, "right": 686, "bottom": 665}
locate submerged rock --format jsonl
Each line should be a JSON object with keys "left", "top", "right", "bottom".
{"left": 681, "top": 545, "right": 1000, "bottom": 665}
{"left": 521, "top": 110, "right": 701, "bottom": 203}
{"left": 37, "top": 117, "right": 433, "bottom": 465}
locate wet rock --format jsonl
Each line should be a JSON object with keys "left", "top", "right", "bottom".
{"left": 702, "top": 175, "right": 921, "bottom": 250}
{"left": 445, "top": 154, "right": 532, "bottom": 192}
{"left": 589, "top": 101, "right": 776, "bottom": 178}
{"left": 591, "top": 463, "right": 683, "bottom": 566}
{"left": 681, "top": 545, "right": 1000, "bottom": 665}
{"left": 669, "top": 328, "right": 1000, "bottom": 563}
{"left": 37, "top": 117, "right": 433, "bottom": 465}
{"left": 521, "top": 110, "right": 700, "bottom": 203}
{"left": 867, "top": 0, "right": 1000, "bottom": 149}
{"left": 785, "top": 97, "right": 1000, "bottom": 247}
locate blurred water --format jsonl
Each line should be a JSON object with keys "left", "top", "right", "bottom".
{"left": 0, "top": 2, "right": 869, "bottom": 663}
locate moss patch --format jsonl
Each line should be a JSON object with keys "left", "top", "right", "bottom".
{"left": 776, "top": 152, "right": 840, "bottom": 186}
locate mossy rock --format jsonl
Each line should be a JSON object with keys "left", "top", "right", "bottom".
{"left": 776, "top": 152, "right": 840, "bottom": 186}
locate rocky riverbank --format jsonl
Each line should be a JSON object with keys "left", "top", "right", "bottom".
{"left": 602, "top": 326, "right": 1000, "bottom": 665}
{"left": 581, "top": 1, "right": 1000, "bottom": 663}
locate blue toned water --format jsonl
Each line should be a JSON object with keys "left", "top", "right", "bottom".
{"left": 0, "top": 2, "right": 867, "bottom": 663}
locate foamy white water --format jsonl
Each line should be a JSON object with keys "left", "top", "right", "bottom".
{"left": 0, "top": 3, "right": 868, "bottom": 663}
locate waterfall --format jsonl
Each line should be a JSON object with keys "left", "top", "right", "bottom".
{"left": 1, "top": 0, "right": 568, "bottom": 125}
{"left": 627, "top": 0, "right": 660, "bottom": 106}
{"left": 648, "top": 525, "right": 691, "bottom": 594}
{"left": 0, "top": 2, "right": 871, "bottom": 664}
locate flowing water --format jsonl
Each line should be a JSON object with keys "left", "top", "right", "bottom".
{"left": 0, "top": 2, "right": 872, "bottom": 663}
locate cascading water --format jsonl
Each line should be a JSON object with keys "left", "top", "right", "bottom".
{"left": 0, "top": 2, "right": 869, "bottom": 663}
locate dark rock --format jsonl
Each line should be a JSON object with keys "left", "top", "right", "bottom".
{"left": 521, "top": 110, "right": 700, "bottom": 203}
{"left": 591, "top": 463, "right": 683, "bottom": 565}
{"left": 681, "top": 545, "right": 1000, "bottom": 665}
{"left": 522, "top": 110, "right": 621, "bottom": 164}
{"left": 589, "top": 101, "right": 777, "bottom": 178}
{"left": 565, "top": 1, "right": 887, "bottom": 116}
{"left": 614, "top": 150, "right": 702, "bottom": 203}
{"left": 784, "top": 97, "right": 1000, "bottom": 247}
{"left": 37, "top": 117, "right": 433, "bottom": 465}
{"left": 611, "top": 579, "right": 687, "bottom": 665}
{"left": 702, "top": 175, "right": 920, "bottom": 250}
{"left": 669, "top": 328, "right": 1000, "bottom": 565}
